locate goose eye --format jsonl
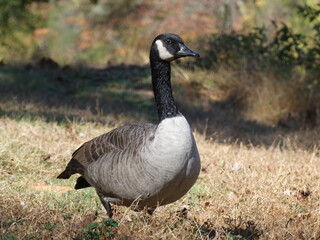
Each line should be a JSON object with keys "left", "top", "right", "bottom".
{"left": 166, "top": 39, "right": 172, "bottom": 44}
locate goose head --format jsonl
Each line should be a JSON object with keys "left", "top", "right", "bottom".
{"left": 150, "top": 33, "right": 200, "bottom": 62}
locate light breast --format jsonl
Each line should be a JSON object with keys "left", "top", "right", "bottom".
{"left": 152, "top": 115, "right": 194, "bottom": 156}
{"left": 84, "top": 115, "right": 200, "bottom": 206}
{"left": 145, "top": 115, "right": 200, "bottom": 180}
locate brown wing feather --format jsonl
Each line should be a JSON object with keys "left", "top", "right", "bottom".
{"left": 57, "top": 123, "right": 156, "bottom": 179}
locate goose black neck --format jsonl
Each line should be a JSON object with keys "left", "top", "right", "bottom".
{"left": 150, "top": 60, "right": 179, "bottom": 121}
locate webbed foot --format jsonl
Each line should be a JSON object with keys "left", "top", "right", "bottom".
{"left": 97, "top": 192, "right": 113, "bottom": 218}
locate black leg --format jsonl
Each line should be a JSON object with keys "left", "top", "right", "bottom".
{"left": 147, "top": 207, "right": 156, "bottom": 215}
{"left": 97, "top": 193, "right": 113, "bottom": 218}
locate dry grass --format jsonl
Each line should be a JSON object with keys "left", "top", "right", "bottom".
{"left": 187, "top": 66, "right": 311, "bottom": 127}
{"left": 1, "top": 116, "right": 320, "bottom": 239}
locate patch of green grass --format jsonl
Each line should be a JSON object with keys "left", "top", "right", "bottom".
{"left": 1, "top": 234, "right": 19, "bottom": 240}
{"left": 82, "top": 218, "right": 119, "bottom": 240}
{"left": 185, "top": 183, "right": 212, "bottom": 205}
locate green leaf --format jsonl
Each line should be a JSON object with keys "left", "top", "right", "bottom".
{"left": 44, "top": 223, "right": 60, "bottom": 230}
{"left": 83, "top": 222, "right": 99, "bottom": 231}
{"left": 103, "top": 218, "right": 118, "bottom": 227}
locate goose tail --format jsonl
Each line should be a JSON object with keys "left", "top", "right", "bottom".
{"left": 75, "top": 176, "right": 91, "bottom": 189}
{"left": 57, "top": 158, "right": 84, "bottom": 179}
{"left": 57, "top": 169, "right": 72, "bottom": 179}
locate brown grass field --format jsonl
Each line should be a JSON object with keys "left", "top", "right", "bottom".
{"left": 0, "top": 61, "right": 319, "bottom": 240}
{"left": 1, "top": 1, "right": 320, "bottom": 238}
{"left": 1, "top": 63, "right": 320, "bottom": 239}
{"left": 1, "top": 114, "right": 320, "bottom": 239}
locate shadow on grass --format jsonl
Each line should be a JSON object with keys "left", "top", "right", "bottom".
{"left": 196, "top": 218, "right": 262, "bottom": 239}
{"left": 222, "top": 218, "right": 263, "bottom": 240}
{"left": 181, "top": 95, "right": 277, "bottom": 147}
{"left": 182, "top": 91, "right": 320, "bottom": 150}
{"left": 0, "top": 62, "right": 317, "bottom": 150}
{"left": 0, "top": 62, "right": 155, "bottom": 124}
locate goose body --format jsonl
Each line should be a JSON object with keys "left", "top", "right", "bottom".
{"left": 58, "top": 33, "right": 201, "bottom": 217}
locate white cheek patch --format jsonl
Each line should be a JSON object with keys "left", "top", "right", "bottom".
{"left": 155, "top": 40, "right": 174, "bottom": 60}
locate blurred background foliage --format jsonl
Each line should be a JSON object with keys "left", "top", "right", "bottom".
{"left": 2, "top": 0, "right": 318, "bottom": 65}
{"left": 0, "top": 0, "right": 320, "bottom": 128}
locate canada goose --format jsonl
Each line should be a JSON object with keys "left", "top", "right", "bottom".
{"left": 57, "top": 33, "right": 201, "bottom": 218}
